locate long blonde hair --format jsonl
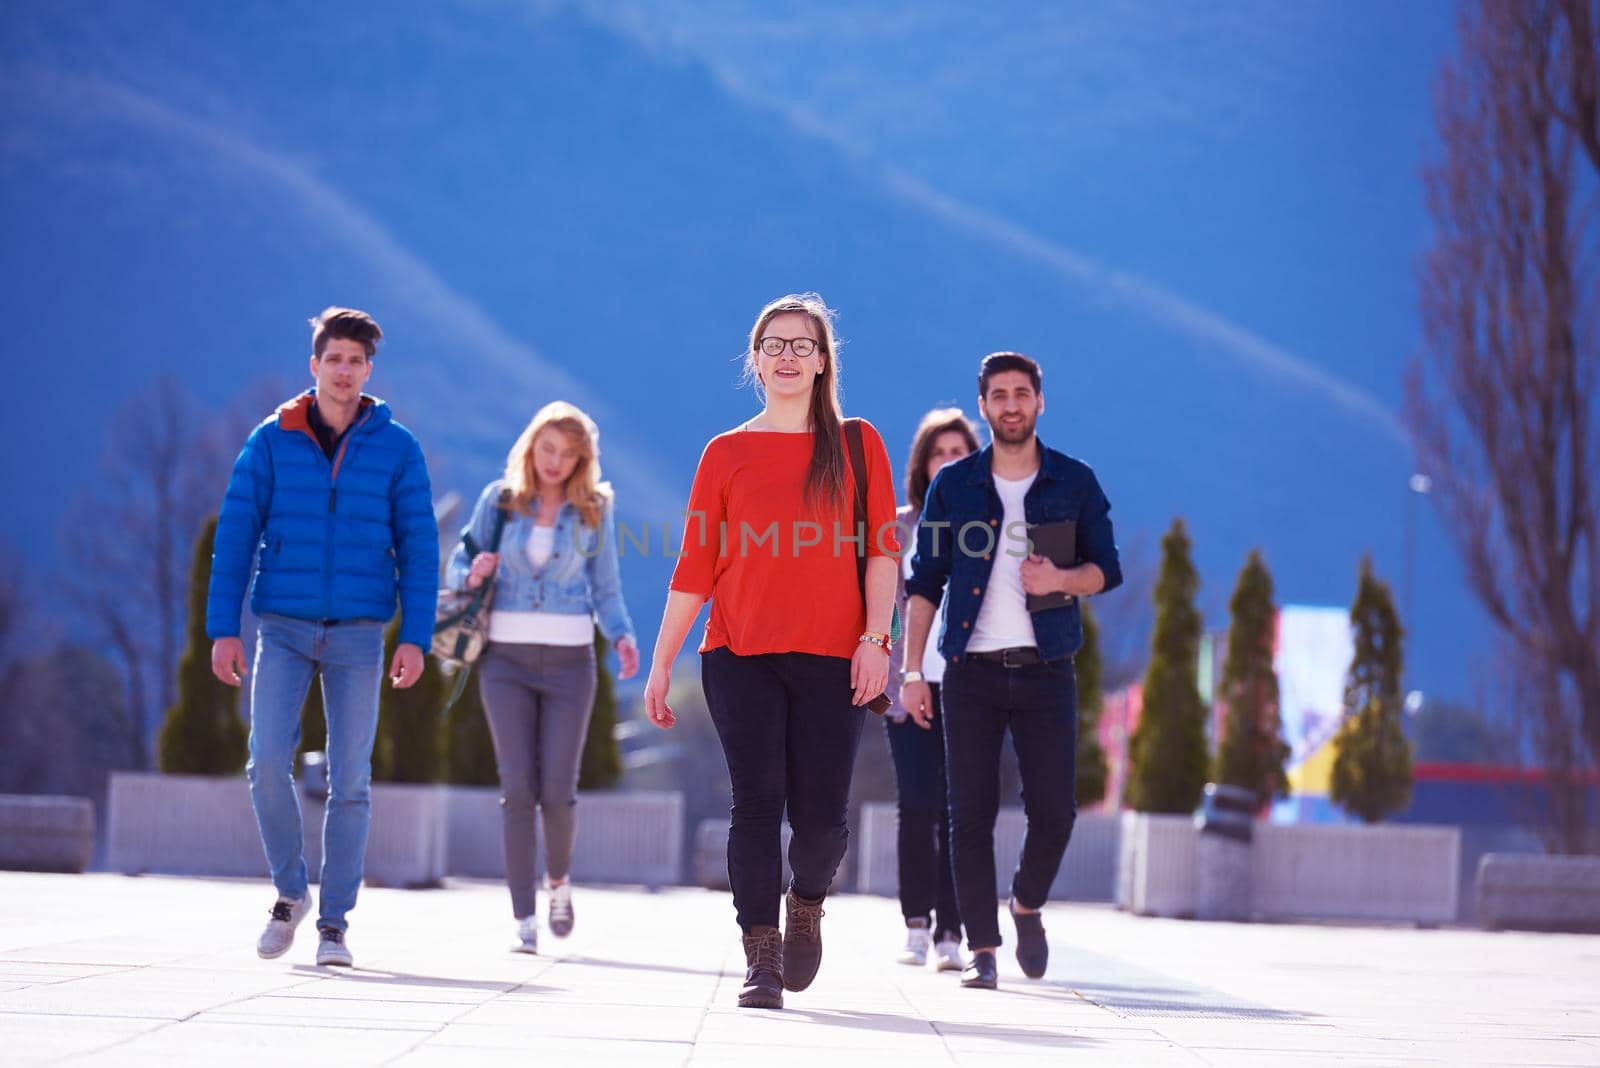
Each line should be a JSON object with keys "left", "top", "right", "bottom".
{"left": 503, "top": 401, "right": 611, "bottom": 528}
{"left": 741, "top": 292, "right": 846, "bottom": 510}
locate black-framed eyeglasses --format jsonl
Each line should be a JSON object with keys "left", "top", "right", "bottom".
{"left": 758, "top": 336, "right": 820, "bottom": 358}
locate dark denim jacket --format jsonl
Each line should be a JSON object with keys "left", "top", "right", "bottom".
{"left": 904, "top": 440, "right": 1121, "bottom": 664}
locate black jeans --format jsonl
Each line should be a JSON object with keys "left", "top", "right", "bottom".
{"left": 701, "top": 647, "right": 866, "bottom": 932}
{"left": 941, "top": 655, "right": 1077, "bottom": 950}
{"left": 884, "top": 683, "right": 961, "bottom": 942}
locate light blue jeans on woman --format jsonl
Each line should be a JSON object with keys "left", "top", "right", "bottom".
{"left": 246, "top": 613, "right": 384, "bottom": 932}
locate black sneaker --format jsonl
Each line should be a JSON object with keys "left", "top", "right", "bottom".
{"left": 739, "top": 926, "right": 784, "bottom": 1009}
{"left": 961, "top": 949, "right": 998, "bottom": 990}
{"left": 316, "top": 925, "right": 353, "bottom": 967}
{"left": 781, "top": 888, "right": 825, "bottom": 992}
{"left": 1010, "top": 899, "right": 1048, "bottom": 979}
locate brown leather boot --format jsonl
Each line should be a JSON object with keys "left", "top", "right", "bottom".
{"left": 738, "top": 925, "right": 784, "bottom": 1009}
{"left": 782, "top": 888, "right": 825, "bottom": 992}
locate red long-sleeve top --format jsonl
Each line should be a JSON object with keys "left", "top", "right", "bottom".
{"left": 670, "top": 421, "right": 900, "bottom": 659}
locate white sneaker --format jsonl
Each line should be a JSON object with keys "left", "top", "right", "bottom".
{"left": 548, "top": 882, "right": 574, "bottom": 938}
{"left": 315, "top": 926, "right": 353, "bottom": 967}
{"left": 255, "top": 895, "right": 310, "bottom": 959}
{"left": 933, "top": 935, "right": 965, "bottom": 972}
{"left": 511, "top": 916, "right": 539, "bottom": 954}
{"left": 896, "top": 918, "right": 931, "bottom": 966}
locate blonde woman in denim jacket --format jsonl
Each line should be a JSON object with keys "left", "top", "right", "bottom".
{"left": 446, "top": 401, "right": 638, "bottom": 953}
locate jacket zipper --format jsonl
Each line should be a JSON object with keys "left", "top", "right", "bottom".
{"left": 320, "top": 409, "right": 374, "bottom": 620}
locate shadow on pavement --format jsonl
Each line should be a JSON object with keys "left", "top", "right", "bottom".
{"left": 1070, "top": 982, "right": 1317, "bottom": 1022}
{"left": 550, "top": 954, "right": 728, "bottom": 979}
{"left": 783, "top": 1007, "right": 1100, "bottom": 1048}
{"left": 286, "top": 964, "right": 554, "bottom": 994}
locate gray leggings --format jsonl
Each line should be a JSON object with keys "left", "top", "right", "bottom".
{"left": 478, "top": 641, "right": 597, "bottom": 919}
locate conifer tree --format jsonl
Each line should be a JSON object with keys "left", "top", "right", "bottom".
{"left": 1330, "top": 557, "right": 1413, "bottom": 822}
{"left": 443, "top": 667, "right": 497, "bottom": 786}
{"left": 1074, "top": 600, "right": 1109, "bottom": 808}
{"left": 158, "top": 516, "right": 247, "bottom": 774}
{"left": 1123, "top": 518, "right": 1209, "bottom": 813}
{"left": 1215, "top": 549, "right": 1290, "bottom": 808}
{"left": 297, "top": 679, "right": 326, "bottom": 768}
{"left": 579, "top": 629, "right": 623, "bottom": 790}
{"left": 373, "top": 619, "right": 444, "bottom": 783}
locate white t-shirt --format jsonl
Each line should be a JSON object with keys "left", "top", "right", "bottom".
{"left": 488, "top": 611, "right": 593, "bottom": 646}
{"left": 966, "top": 470, "right": 1039, "bottom": 653}
{"left": 526, "top": 525, "right": 556, "bottom": 568}
{"left": 489, "top": 523, "right": 591, "bottom": 646}
{"left": 903, "top": 544, "right": 950, "bottom": 685}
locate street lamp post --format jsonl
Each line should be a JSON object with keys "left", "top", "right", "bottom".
{"left": 1404, "top": 473, "right": 1432, "bottom": 712}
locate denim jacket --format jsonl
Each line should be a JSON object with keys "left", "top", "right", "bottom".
{"left": 904, "top": 440, "right": 1121, "bottom": 664}
{"left": 444, "top": 480, "right": 635, "bottom": 643}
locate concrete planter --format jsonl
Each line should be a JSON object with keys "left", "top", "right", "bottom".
{"left": 693, "top": 819, "right": 850, "bottom": 893}
{"left": 1118, "top": 812, "right": 1199, "bottom": 917}
{"left": 1117, "top": 814, "right": 1461, "bottom": 925}
{"left": 1251, "top": 824, "right": 1460, "bottom": 925}
{"left": 1195, "top": 835, "right": 1251, "bottom": 921}
{"left": 360, "top": 783, "right": 449, "bottom": 889}
{"left": 0, "top": 794, "right": 95, "bottom": 873}
{"left": 1115, "top": 810, "right": 1139, "bottom": 909}
{"left": 105, "top": 772, "right": 448, "bottom": 888}
{"left": 856, "top": 802, "right": 1120, "bottom": 902}
{"left": 107, "top": 773, "right": 270, "bottom": 878}
{"left": 1476, "top": 853, "right": 1600, "bottom": 932}
{"left": 445, "top": 786, "right": 684, "bottom": 888}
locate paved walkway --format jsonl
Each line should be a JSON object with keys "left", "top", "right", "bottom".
{"left": 1, "top": 872, "right": 1596, "bottom": 1065}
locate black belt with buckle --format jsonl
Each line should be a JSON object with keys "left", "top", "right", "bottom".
{"left": 966, "top": 646, "right": 1043, "bottom": 668}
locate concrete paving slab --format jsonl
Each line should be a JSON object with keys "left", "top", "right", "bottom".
{"left": 3, "top": 1012, "right": 169, "bottom": 1063}
{"left": 0, "top": 871, "right": 1595, "bottom": 1066}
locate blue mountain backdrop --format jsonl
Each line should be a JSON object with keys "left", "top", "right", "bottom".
{"left": 0, "top": 0, "right": 1483, "bottom": 705}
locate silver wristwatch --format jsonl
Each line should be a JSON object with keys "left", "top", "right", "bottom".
{"left": 900, "top": 670, "right": 925, "bottom": 684}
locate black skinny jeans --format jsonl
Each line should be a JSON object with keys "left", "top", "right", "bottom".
{"left": 884, "top": 683, "right": 961, "bottom": 942}
{"left": 701, "top": 647, "right": 866, "bottom": 931}
{"left": 941, "top": 655, "right": 1077, "bottom": 950}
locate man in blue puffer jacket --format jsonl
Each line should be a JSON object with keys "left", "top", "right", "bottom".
{"left": 206, "top": 307, "right": 438, "bottom": 968}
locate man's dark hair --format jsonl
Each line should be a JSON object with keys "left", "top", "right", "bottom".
{"left": 977, "top": 351, "right": 1042, "bottom": 396}
{"left": 310, "top": 307, "right": 383, "bottom": 358}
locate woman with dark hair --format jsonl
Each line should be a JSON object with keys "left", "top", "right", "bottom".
{"left": 642, "top": 293, "right": 899, "bottom": 1010}
{"left": 884, "top": 408, "right": 981, "bottom": 971}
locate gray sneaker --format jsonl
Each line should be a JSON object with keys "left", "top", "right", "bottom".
{"left": 933, "top": 934, "right": 965, "bottom": 972}
{"left": 511, "top": 916, "right": 539, "bottom": 954}
{"left": 547, "top": 882, "right": 575, "bottom": 938}
{"left": 896, "top": 918, "right": 931, "bottom": 966}
{"left": 316, "top": 926, "right": 354, "bottom": 967}
{"left": 255, "top": 896, "right": 310, "bottom": 960}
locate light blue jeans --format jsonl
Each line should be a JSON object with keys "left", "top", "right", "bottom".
{"left": 247, "top": 613, "right": 384, "bottom": 932}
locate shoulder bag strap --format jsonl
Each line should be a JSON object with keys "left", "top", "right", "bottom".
{"left": 439, "top": 490, "right": 513, "bottom": 717}
{"left": 487, "top": 489, "right": 511, "bottom": 550}
{"left": 842, "top": 418, "right": 870, "bottom": 595}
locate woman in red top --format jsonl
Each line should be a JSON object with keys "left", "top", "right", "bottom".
{"left": 643, "top": 293, "right": 898, "bottom": 1010}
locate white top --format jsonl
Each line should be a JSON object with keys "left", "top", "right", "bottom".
{"left": 903, "top": 545, "right": 950, "bottom": 684}
{"left": 526, "top": 525, "right": 556, "bottom": 568}
{"left": 488, "top": 611, "right": 594, "bottom": 647}
{"left": 966, "top": 470, "right": 1039, "bottom": 653}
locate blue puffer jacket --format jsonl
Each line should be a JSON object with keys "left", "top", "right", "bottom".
{"left": 206, "top": 391, "right": 438, "bottom": 648}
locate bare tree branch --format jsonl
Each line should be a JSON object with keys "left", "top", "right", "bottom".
{"left": 60, "top": 375, "right": 241, "bottom": 769}
{"left": 1410, "top": 0, "right": 1600, "bottom": 850}
{"left": 0, "top": 547, "right": 22, "bottom": 672}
